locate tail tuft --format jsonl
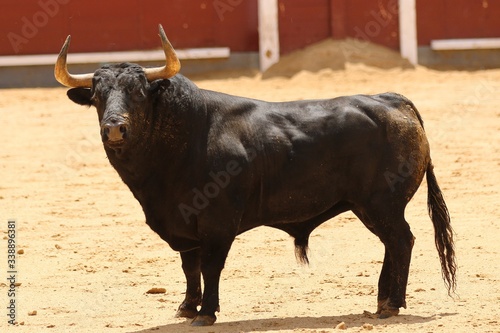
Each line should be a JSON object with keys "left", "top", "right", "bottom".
{"left": 294, "top": 236, "right": 310, "bottom": 265}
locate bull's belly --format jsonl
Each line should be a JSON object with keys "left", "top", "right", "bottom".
{"left": 242, "top": 168, "right": 351, "bottom": 225}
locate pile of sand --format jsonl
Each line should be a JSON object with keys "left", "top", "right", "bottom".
{"left": 263, "top": 38, "right": 412, "bottom": 78}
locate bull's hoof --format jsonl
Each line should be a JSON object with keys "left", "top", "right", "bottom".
{"left": 378, "top": 307, "right": 400, "bottom": 319}
{"left": 175, "top": 307, "right": 198, "bottom": 319}
{"left": 376, "top": 299, "right": 400, "bottom": 319}
{"left": 191, "top": 314, "right": 216, "bottom": 326}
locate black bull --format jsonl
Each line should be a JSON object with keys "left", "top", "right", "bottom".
{"left": 55, "top": 26, "right": 456, "bottom": 326}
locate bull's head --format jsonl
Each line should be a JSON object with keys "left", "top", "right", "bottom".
{"left": 54, "top": 25, "right": 180, "bottom": 153}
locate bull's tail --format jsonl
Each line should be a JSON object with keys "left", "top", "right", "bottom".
{"left": 426, "top": 161, "right": 457, "bottom": 294}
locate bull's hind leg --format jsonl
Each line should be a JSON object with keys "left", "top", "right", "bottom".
{"left": 353, "top": 205, "right": 415, "bottom": 318}
{"left": 376, "top": 249, "right": 394, "bottom": 317}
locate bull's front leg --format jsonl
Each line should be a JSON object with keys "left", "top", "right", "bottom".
{"left": 191, "top": 240, "right": 233, "bottom": 326}
{"left": 176, "top": 248, "right": 202, "bottom": 319}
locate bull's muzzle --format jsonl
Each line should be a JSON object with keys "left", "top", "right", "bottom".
{"left": 101, "top": 119, "right": 129, "bottom": 146}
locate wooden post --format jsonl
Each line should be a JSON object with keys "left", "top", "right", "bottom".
{"left": 258, "top": 0, "right": 280, "bottom": 72}
{"left": 399, "top": 0, "right": 418, "bottom": 65}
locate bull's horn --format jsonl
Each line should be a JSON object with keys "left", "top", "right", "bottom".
{"left": 144, "top": 24, "right": 181, "bottom": 82}
{"left": 54, "top": 35, "right": 93, "bottom": 88}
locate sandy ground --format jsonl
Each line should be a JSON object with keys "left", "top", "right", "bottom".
{"left": 1, "top": 55, "right": 500, "bottom": 332}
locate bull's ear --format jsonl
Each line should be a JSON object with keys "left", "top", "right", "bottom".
{"left": 67, "top": 88, "right": 92, "bottom": 106}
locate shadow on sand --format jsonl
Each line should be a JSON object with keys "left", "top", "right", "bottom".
{"left": 129, "top": 312, "right": 457, "bottom": 333}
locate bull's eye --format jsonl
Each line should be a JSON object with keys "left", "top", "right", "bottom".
{"left": 91, "top": 84, "right": 110, "bottom": 105}
{"left": 127, "top": 87, "right": 146, "bottom": 102}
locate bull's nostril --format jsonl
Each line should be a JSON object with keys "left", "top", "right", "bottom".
{"left": 119, "top": 125, "right": 127, "bottom": 133}
{"left": 103, "top": 127, "right": 110, "bottom": 135}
